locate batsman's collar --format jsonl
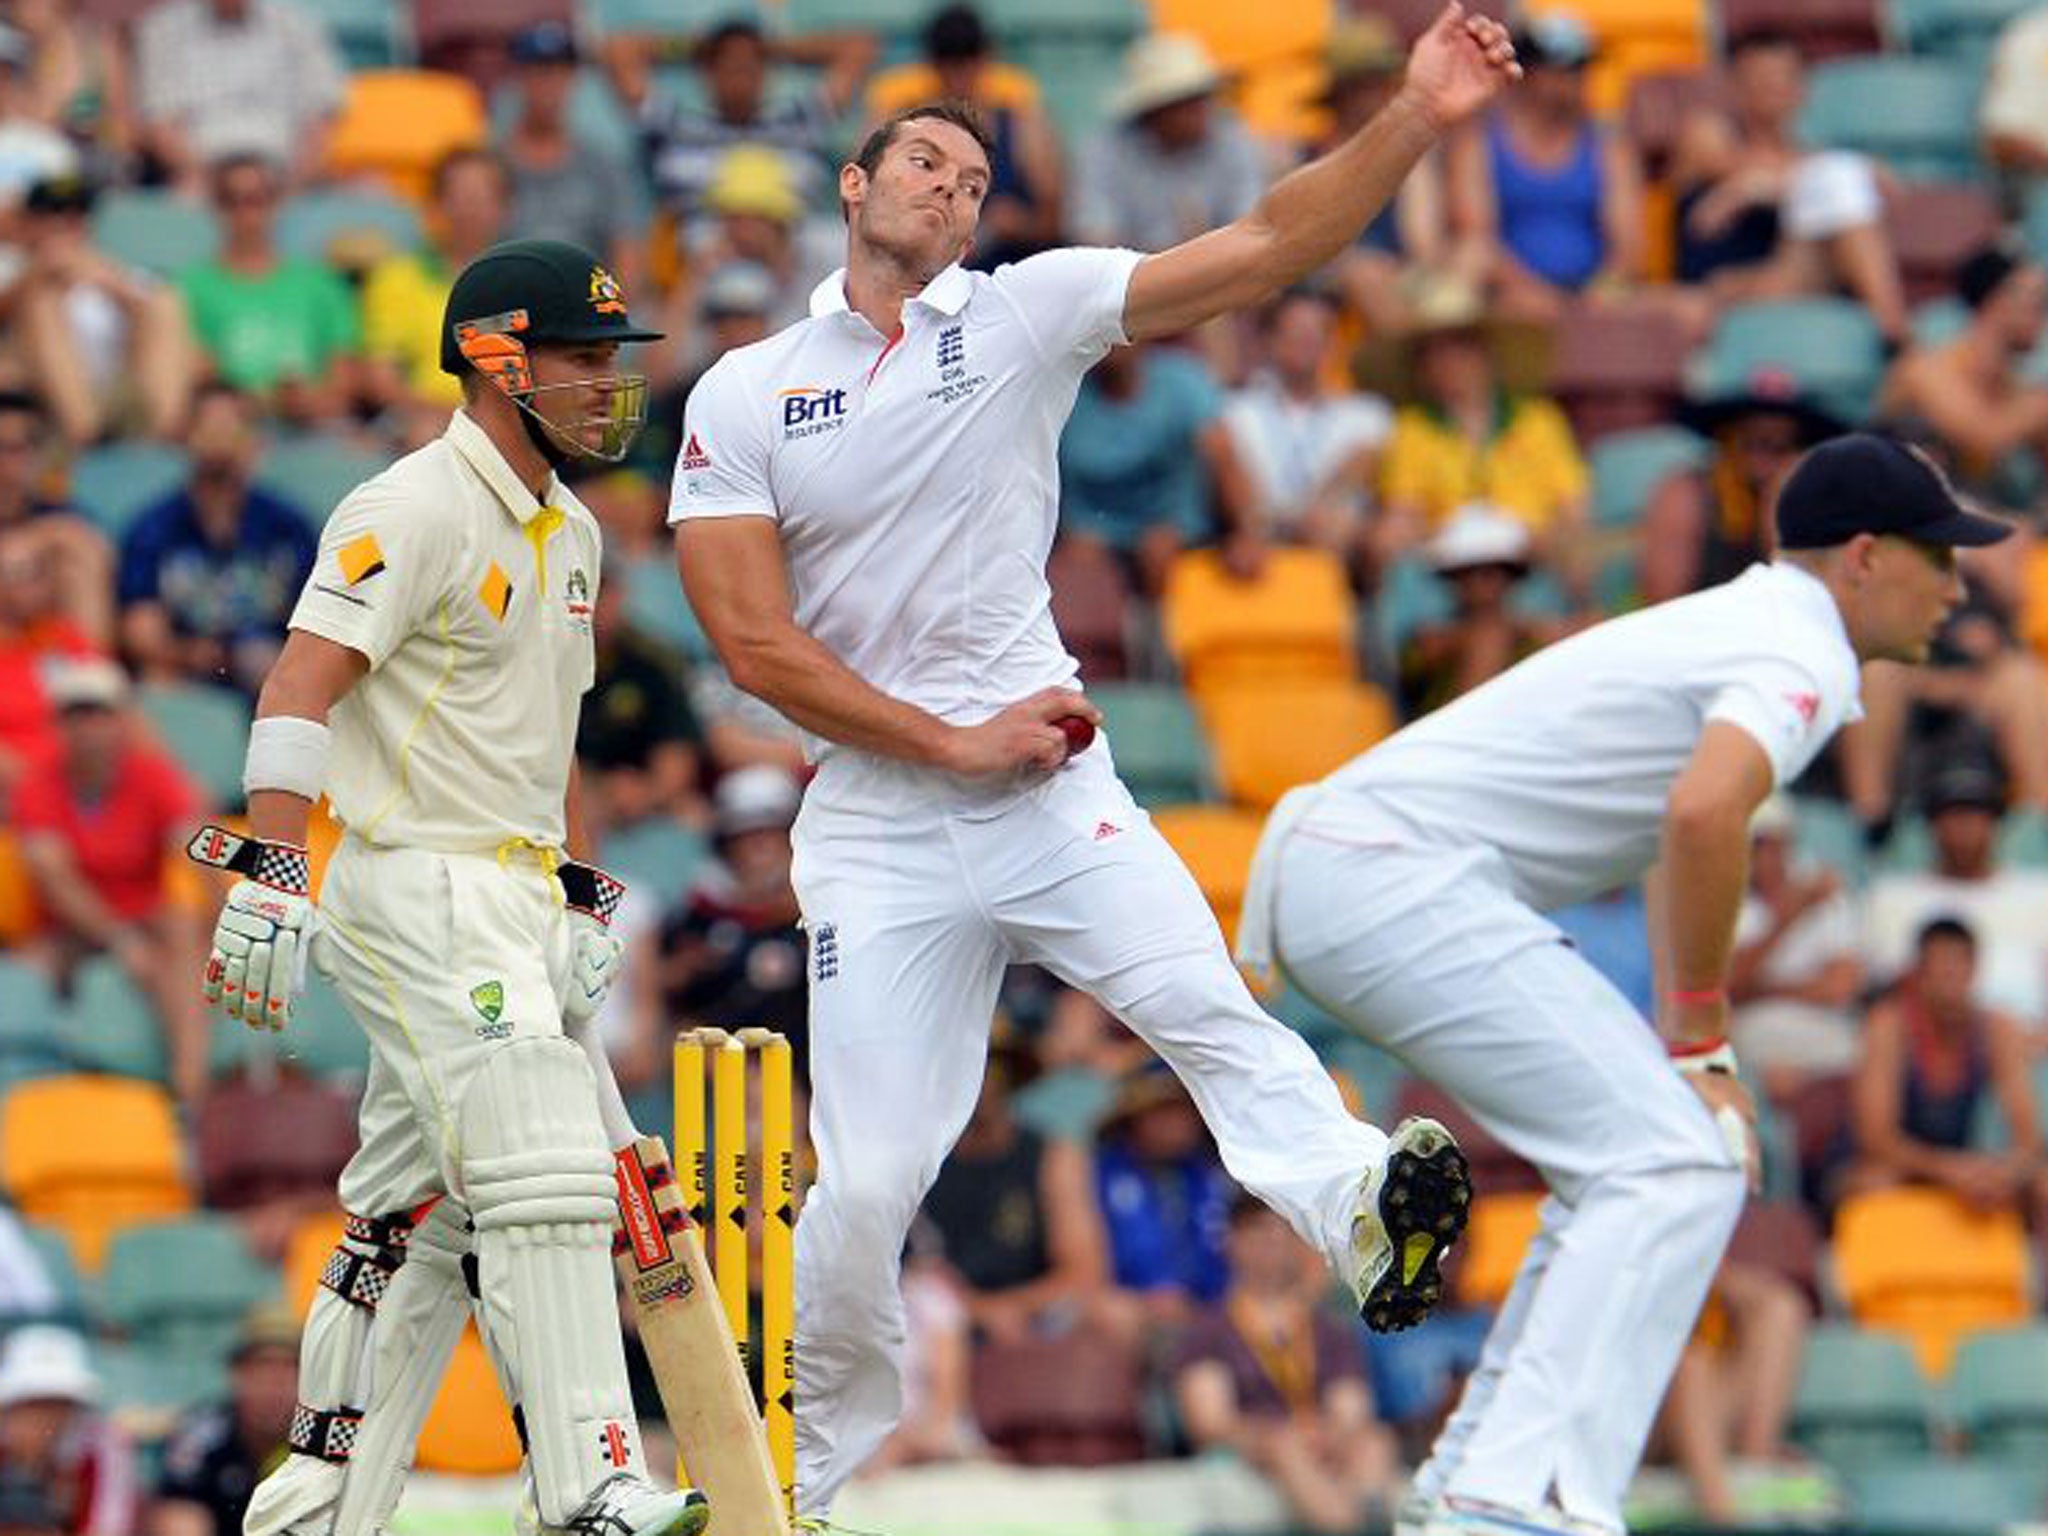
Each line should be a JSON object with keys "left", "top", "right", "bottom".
{"left": 446, "top": 408, "right": 564, "bottom": 527}
{"left": 809, "top": 263, "right": 972, "bottom": 324}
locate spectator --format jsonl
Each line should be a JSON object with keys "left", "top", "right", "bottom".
{"left": 1072, "top": 33, "right": 1266, "bottom": 254}
{"left": 636, "top": 260, "right": 776, "bottom": 481}
{"left": 12, "top": 657, "right": 206, "bottom": 1103}
{"left": 0, "top": 1208, "right": 56, "bottom": 1326}
{"left": 1172, "top": 1194, "right": 1399, "bottom": 1534}
{"left": 117, "top": 382, "right": 316, "bottom": 697}
{"left": 1834, "top": 916, "right": 2048, "bottom": 1219}
{"left": 0, "top": 1476, "right": 63, "bottom": 1536}
{"left": 1377, "top": 275, "right": 1588, "bottom": 561}
{"left": 650, "top": 767, "right": 806, "bottom": 1078}
{"left": 0, "top": 522, "right": 98, "bottom": 802}
{"left": 1668, "top": 29, "right": 1908, "bottom": 347}
{"left": 919, "top": 1036, "right": 1111, "bottom": 1343}
{"left": 677, "top": 147, "right": 839, "bottom": 335}
{"left": 0, "top": 390, "right": 111, "bottom": 643}
{"left": 1447, "top": 12, "right": 1642, "bottom": 322}
{"left": 579, "top": 563, "right": 705, "bottom": 836}
{"left": 863, "top": 1235, "right": 980, "bottom": 1476}
{"left": 605, "top": 16, "right": 875, "bottom": 234}
{"left": 865, "top": 5, "right": 1063, "bottom": 267}
{"left": 360, "top": 147, "right": 511, "bottom": 423}
{"left": 9, "top": 0, "right": 131, "bottom": 168}
{"left": 1220, "top": 288, "right": 1392, "bottom": 578}
{"left": 1642, "top": 368, "right": 1844, "bottom": 604}
{"left": 149, "top": 1306, "right": 299, "bottom": 1536}
{"left": 0, "top": 1326, "right": 138, "bottom": 1536}
{"left": 1057, "top": 339, "right": 1250, "bottom": 598}
{"left": 1320, "top": 16, "right": 1456, "bottom": 337}
{"left": 3, "top": 173, "right": 193, "bottom": 447}
{"left": 1864, "top": 759, "right": 2048, "bottom": 1029}
{"left": 1982, "top": 5, "right": 2048, "bottom": 178}
{"left": 499, "top": 23, "right": 644, "bottom": 293}
{"left": 132, "top": 0, "right": 344, "bottom": 192}
{"left": 1095, "top": 1061, "right": 1233, "bottom": 1337}
{"left": 0, "top": 23, "right": 78, "bottom": 205}
{"left": 1730, "top": 796, "right": 1866, "bottom": 1099}
{"left": 178, "top": 153, "right": 359, "bottom": 425}
{"left": 1880, "top": 244, "right": 2048, "bottom": 506}
{"left": 1399, "top": 503, "right": 1575, "bottom": 717}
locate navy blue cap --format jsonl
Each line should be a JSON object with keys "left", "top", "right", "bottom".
{"left": 1775, "top": 433, "right": 2013, "bottom": 550}
{"left": 510, "top": 21, "right": 578, "bottom": 64}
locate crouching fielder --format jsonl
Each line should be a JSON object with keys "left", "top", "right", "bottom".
{"left": 195, "top": 239, "right": 706, "bottom": 1536}
{"left": 1239, "top": 435, "right": 2010, "bottom": 1536}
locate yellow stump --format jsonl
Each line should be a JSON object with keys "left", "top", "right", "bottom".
{"left": 673, "top": 1030, "right": 711, "bottom": 1229}
{"left": 743, "top": 1028, "right": 797, "bottom": 1519}
{"left": 713, "top": 1033, "right": 750, "bottom": 1369}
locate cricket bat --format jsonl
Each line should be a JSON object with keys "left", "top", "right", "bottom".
{"left": 612, "top": 1135, "right": 792, "bottom": 1536}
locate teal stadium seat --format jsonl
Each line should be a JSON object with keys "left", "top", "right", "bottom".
{"left": 297, "top": 0, "right": 402, "bottom": 68}
{"left": 0, "top": 959, "right": 68, "bottom": 1091}
{"left": 493, "top": 73, "right": 641, "bottom": 167}
{"left": 1701, "top": 299, "right": 1888, "bottom": 428}
{"left": 285, "top": 974, "right": 373, "bottom": 1083}
{"left": 1847, "top": 1458, "right": 2048, "bottom": 1534}
{"left": 1888, "top": 0, "right": 2035, "bottom": 67}
{"left": 602, "top": 817, "right": 711, "bottom": 907}
{"left": 20, "top": 1222, "right": 91, "bottom": 1328}
{"left": 255, "top": 435, "right": 389, "bottom": 526}
{"left": 62, "top": 957, "right": 167, "bottom": 1084}
{"left": 276, "top": 188, "right": 423, "bottom": 267}
{"left": 1590, "top": 426, "right": 1708, "bottom": 531}
{"left": 1790, "top": 1324, "right": 1937, "bottom": 1467}
{"left": 1089, "top": 683, "right": 1211, "bottom": 808}
{"left": 1799, "top": 55, "right": 1984, "bottom": 183}
{"left": 1950, "top": 1324, "right": 2048, "bottom": 1463}
{"left": 593, "top": 0, "right": 758, "bottom": 33}
{"left": 98, "top": 1337, "right": 227, "bottom": 1421}
{"left": 1787, "top": 795, "right": 1869, "bottom": 890}
{"left": 623, "top": 556, "right": 714, "bottom": 662}
{"left": 68, "top": 444, "right": 189, "bottom": 539}
{"left": 101, "top": 1214, "right": 280, "bottom": 1360}
{"left": 91, "top": 191, "right": 218, "bottom": 277}
{"left": 137, "top": 682, "right": 251, "bottom": 811}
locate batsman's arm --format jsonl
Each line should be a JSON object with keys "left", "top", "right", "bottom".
{"left": 1122, "top": 3, "right": 1519, "bottom": 341}
{"left": 247, "top": 631, "right": 368, "bottom": 844}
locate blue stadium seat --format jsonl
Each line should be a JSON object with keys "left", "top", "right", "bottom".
{"left": 68, "top": 443, "right": 189, "bottom": 539}
{"left": 1700, "top": 299, "right": 1889, "bottom": 426}
{"left": 91, "top": 191, "right": 218, "bottom": 278}
{"left": 276, "top": 188, "right": 423, "bottom": 267}
{"left": 1089, "top": 682, "right": 1211, "bottom": 808}
{"left": 62, "top": 957, "right": 167, "bottom": 1084}
{"left": 19, "top": 1222, "right": 91, "bottom": 1328}
{"left": 1589, "top": 426, "right": 1708, "bottom": 530}
{"left": 255, "top": 435, "right": 389, "bottom": 527}
{"left": 601, "top": 817, "right": 711, "bottom": 907}
{"left": 1799, "top": 55, "right": 1984, "bottom": 182}
{"left": 98, "top": 1337, "right": 228, "bottom": 1420}
{"left": 1888, "top": 0, "right": 2035, "bottom": 67}
{"left": 1790, "top": 1324, "right": 1937, "bottom": 1467}
{"left": 0, "top": 959, "right": 69, "bottom": 1091}
{"left": 1951, "top": 1324, "right": 2048, "bottom": 1463}
{"left": 137, "top": 683, "right": 251, "bottom": 811}
{"left": 101, "top": 1214, "right": 280, "bottom": 1360}
{"left": 1846, "top": 1458, "right": 2048, "bottom": 1534}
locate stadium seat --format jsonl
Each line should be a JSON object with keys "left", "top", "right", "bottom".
{"left": 1845, "top": 1458, "right": 2048, "bottom": 1535}
{"left": 1833, "top": 1186, "right": 2031, "bottom": 1375}
{"left": 323, "top": 71, "right": 490, "bottom": 204}
{"left": 1788, "top": 795, "right": 1870, "bottom": 890}
{"left": 0, "top": 958, "right": 67, "bottom": 1091}
{"left": 62, "top": 956, "right": 168, "bottom": 1084}
{"left": 1150, "top": 0, "right": 1328, "bottom": 141}
{"left": 1454, "top": 1189, "right": 1546, "bottom": 1309}
{"left": 0, "top": 830, "right": 41, "bottom": 948}
{"left": 1951, "top": 1324, "right": 2048, "bottom": 1463}
{"left": 90, "top": 190, "right": 218, "bottom": 278}
{"left": 492, "top": 71, "right": 640, "bottom": 167}
{"left": 1090, "top": 682, "right": 1211, "bottom": 808}
{"left": 415, "top": 1324, "right": 523, "bottom": 1474}
{"left": 0, "top": 1075, "right": 193, "bottom": 1271}
{"left": 277, "top": 188, "right": 423, "bottom": 271}
{"left": 601, "top": 817, "right": 711, "bottom": 908}
{"left": 1886, "top": 182, "right": 2003, "bottom": 306}
{"left": 1523, "top": 0, "right": 1709, "bottom": 115}
{"left": 1547, "top": 299, "right": 1691, "bottom": 444}
{"left": 20, "top": 1222, "right": 91, "bottom": 1328}
{"left": 1699, "top": 299, "right": 1889, "bottom": 426}
{"left": 971, "top": 1323, "right": 1146, "bottom": 1466}
{"left": 1048, "top": 539, "right": 1133, "bottom": 683}
{"left": 298, "top": 0, "right": 404, "bottom": 69}
{"left": 67, "top": 443, "right": 189, "bottom": 539}
{"left": 1790, "top": 1324, "right": 1938, "bottom": 1466}
{"left": 282, "top": 1209, "right": 347, "bottom": 1313}
{"left": 99, "top": 1336, "right": 228, "bottom": 1427}
{"left": 592, "top": 0, "right": 747, "bottom": 33}
{"left": 412, "top": 0, "right": 574, "bottom": 73}
{"left": 101, "top": 1214, "right": 282, "bottom": 1361}
{"left": 281, "top": 974, "right": 373, "bottom": 1083}
{"left": 197, "top": 1069, "right": 358, "bottom": 1212}
{"left": 1161, "top": 547, "right": 1356, "bottom": 697}
{"left": 256, "top": 436, "right": 388, "bottom": 527}
{"left": 622, "top": 555, "right": 713, "bottom": 662}
{"left": 1888, "top": 0, "right": 2036, "bottom": 66}
{"left": 1149, "top": 805, "right": 1266, "bottom": 941}
{"left": 1724, "top": 0, "right": 1883, "bottom": 58}
{"left": 138, "top": 682, "right": 251, "bottom": 811}
{"left": 1799, "top": 56, "right": 1984, "bottom": 183}
{"left": 1197, "top": 678, "right": 1394, "bottom": 810}
{"left": 1588, "top": 426, "right": 1708, "bottom": 532}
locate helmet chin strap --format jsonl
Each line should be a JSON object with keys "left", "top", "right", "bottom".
{"left": 512, "top": 391, "right": 576, "bottom": 470}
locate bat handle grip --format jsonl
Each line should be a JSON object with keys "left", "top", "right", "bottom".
{"left": 568, "top": 1020, "right": 641, "bottom": 1149}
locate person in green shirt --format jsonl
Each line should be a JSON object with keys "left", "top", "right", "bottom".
{"left": 177, "top": 153, "right": 359, "bottom": 425}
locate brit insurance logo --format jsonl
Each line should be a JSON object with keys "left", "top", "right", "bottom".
{"left": 780, "top": 385, "right": 848, "bottom": 440}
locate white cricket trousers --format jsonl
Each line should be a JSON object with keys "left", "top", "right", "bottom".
{"left": 1259, "top": 816, "right": 1744, "bottom": 1534}
{"left": 790, "top": 744, "right": 1386, "bottom": 1514}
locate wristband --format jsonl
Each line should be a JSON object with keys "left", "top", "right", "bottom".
{"left": 1669, "top": 987, "right": 1728, "bottom": 1007}
{"left": 558, "top": 861, "right": 626, "bottom": 927}
{"left": 1668, "top": 1036, "right": 1739, "bottom": 1077}
{"left": 244, "top": 715, "right": 331, "bottom": 802}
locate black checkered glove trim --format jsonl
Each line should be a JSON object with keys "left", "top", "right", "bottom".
{"left": 251, "top": 841, "right": 311, "bottom": 896}
{"left": 559, "top": 861, "right": 626, "bottom": 928}
{"left": 319, "top": 1243, "right": 404, "bottom": 1311}
{"left": 185, "top": 824, "right": 310, "bottom": 895}
{"left": 343, "top": 1209, "right": 417, "bottom": 1250}
{"left": 289, "top": 1403, "right": 363, "bottom": 1464}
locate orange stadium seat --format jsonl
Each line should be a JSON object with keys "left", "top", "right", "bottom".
{"left": 322, "top": 71, "right": 489, "bottom": 204}
{"left": 1455, "top": 1189, "right": 1546, "bottom": 1309}
{"left": 283, "top": 1209, "right": 347, "bottom": 1314}
{"left": 1524, "top": 0, "right": 1708, "bottom": 116}
{"left": 0, "top": 829, "right": 42, "bottom": 946}
{"left": 1161, "top": 547, "right": 1356, "bottom": 697}
{"left": 1152, "top": 0, "right": 1331, "bottom": 141}
{"left": 1150, "top": 805, "right": 1266, "bottom": 941}
{"left": 416, "top": 1325, "right": 523, "bottom": 1475}
{"left": 1834, "top": 1187, "right": 2032, "bottom": 1376}
{"left": 1197, "top": 678, "right": 1394, "bottom": 810}
{"left": 1, "top": 1075, "right": 192, "bottom": 1271}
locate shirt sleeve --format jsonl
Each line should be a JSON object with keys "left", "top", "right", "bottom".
{"left": 290, "top": 7, "right": 349, "bottom": 119}
{"left": 1704, "top": 655, "right": 1848, "bottom": 789}
{"left": 289, "top": 481, "right": 457, "bottom": 667}
{"left": 114, "top": 514, "right": 166, "bottom": 607}
{"left": 990, "top": 246, "right": 1146, "bottom": 366}
{"left": 11, "top": 765, "right": 62, "bottom": 834}
{"left": 1981, "top": 15, "right": 2046, "bottom": 137}
{"left": 315, "top": 264, "right": 362, "bottom": 357}
{"left": 668, "top": 358, "right": 777, "bottom": 524}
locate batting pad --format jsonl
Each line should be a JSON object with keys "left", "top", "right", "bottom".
{"left": 461, "top": 1038, "right": 645, "bottom": 1523}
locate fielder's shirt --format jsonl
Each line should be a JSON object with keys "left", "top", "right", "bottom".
{"left": 290, "top": 409, "right": 601, "bottom": 852}
{"left": 1311, "top": 560, "right": 1865, "bottom": 911}
{"left": 667, "top": 248, "right": 1143, "bottom": 760}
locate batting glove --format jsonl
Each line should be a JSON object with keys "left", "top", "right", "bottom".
{"left": 558, "top": 860, "right": 627, "bottom": 1028}
{"left": 187, "top": 826, "right": 315, "bottom": 1031}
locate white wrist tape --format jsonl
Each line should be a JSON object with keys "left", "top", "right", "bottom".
{"left": 244, "top": 715, "right": 332, "bottom": 802}
{"left": 1672, "top": 1041, "right": 1740, "bottom": 1077}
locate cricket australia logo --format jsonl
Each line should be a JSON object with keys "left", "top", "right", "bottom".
{"left": 780, "top": 385, "right": 848, "bottom": 439}
{"left": 468, "top": 980, "right": 508, "bottom": 1037}
{"left": 928, "top": 323, "right": 986, "bottom": 407}
{"left": 810, "top": 922, "right": 839, "bottom": 982}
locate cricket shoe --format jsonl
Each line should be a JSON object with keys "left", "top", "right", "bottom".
{"left": 1349, "top": 1116, "right": 1471, "bottom": 1333}
{"left": 1399, "top": 1494, "right": 1622, "bottom": 1536}
{"left": 527, "top": 1474, "right": 709, "bottom": 1536}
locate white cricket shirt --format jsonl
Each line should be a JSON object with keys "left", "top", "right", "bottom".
{"left": 290, "top": 409, "right": 601, "bottom": 852}
{"left": 1311, "top": 562, "right": 1864, "bottom": 912}
{"left": 668, "top": 248, "right": 1143, "bottom": 759}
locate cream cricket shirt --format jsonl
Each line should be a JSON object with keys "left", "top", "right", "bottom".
{"left": 668, "top": 249, "right": 1144, "bottom": 759}
{"left": 290, "top": 409, "right": 600, "bottom": 852}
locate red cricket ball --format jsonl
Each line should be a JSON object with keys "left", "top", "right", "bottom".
{"left": 1056, "top": 714, "right": 1097, "bottom": 757}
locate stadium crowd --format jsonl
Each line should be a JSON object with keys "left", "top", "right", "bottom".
{"left": 6, "top": 0, "right": 2048, "bottom": 1532}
